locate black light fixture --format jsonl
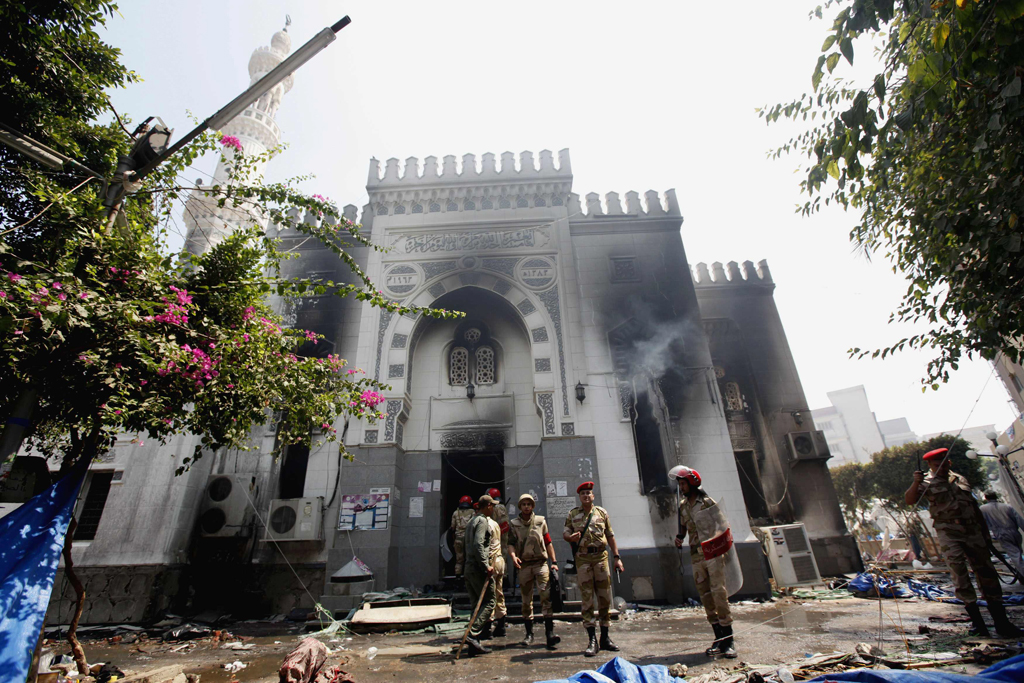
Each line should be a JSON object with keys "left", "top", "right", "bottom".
{"left": 466, "top": 382, "right": 476, "bottom": 401}
{"left": 575, "top": 381, "right": 586, "bottom": 403}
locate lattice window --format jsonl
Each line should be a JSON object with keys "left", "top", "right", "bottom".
{"left": 376, "top": 204, "right": 388, "bottom": 216}
{"left": 446, "top": 201, "right": 459, "bottom": 212}
{"left": 464, "top": 200, "right": 476, "bottom": 210}
{"left": 450, "top": 347, "right": 469, "bottom": 386}
{"left": 412, "top": 203, "right": 423, "bottom": 214}
{"left": 535, "top": 197, "right": 546, "bottom": 207}
{"left": 552, "top": 196, "right": 564, "bottom": 206}
{"left": 724, "top": 382, "right": 744, "bottom": 411}
{"left": 499, "top": 197, "right": 511, "bottom": 209}
{"left": 516, "top": 197, "right": 529, "bottom": 208}
{"left": 394, "top": 204, "right": 406, "bottom": 214}
{"left": 464, "top": 328, "right": 482, "bottom": 343}
{"left": 482, "top": 199, "right": 494, "bottom": 209}
{"left": 429, "top": 202, "right": 441, "bottom": 213}
{"left": 475, "top": 346, "right": 495, "bottom": 385}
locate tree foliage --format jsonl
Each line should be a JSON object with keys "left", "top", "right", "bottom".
{"left": 763, "top": 0, "right": 1024, "bottom": 386}
{"left": 0, "top": 2, "right": 459, "bottom": 471}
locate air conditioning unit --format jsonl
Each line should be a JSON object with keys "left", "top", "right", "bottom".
{"left": 759, "top": 523, "right": 822, "bottom": 588}
{"left": 786, "top": 430, "right": 830, "bottom": 464}
{"left": 198, "top": 474, "right": 255, "bottom": 538}
{"left": 265, "top": 497, "right": 323, "bottom": 542}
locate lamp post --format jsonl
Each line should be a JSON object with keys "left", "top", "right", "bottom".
{"left": 104, "top": 16, "right": 351, "bottom": 214}
{"left": 968, "top": 441, "right": 1024, "bottom": 508}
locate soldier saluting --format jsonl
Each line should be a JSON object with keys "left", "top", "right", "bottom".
{"left": 563, "top": 481, "right": 623, "bottom": 657}
{"left": 905, "top": 448, "right": 1021, "bottom": 637}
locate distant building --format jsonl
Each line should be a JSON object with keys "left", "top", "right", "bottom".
{"left": 811, "top": 386, "right": 902, "bottom": 467}
{"left": 993, "top": 350, "right": 1024, "bottom": 511}
{"left": 921, "top": 425, "right": 997, "bottom": 456}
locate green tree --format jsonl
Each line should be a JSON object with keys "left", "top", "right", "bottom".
{"left": 762, "top": 0, "right": 1024, "bottom": 386}
{"left": 831, "top": 462, "right": 877, "bottom": 535}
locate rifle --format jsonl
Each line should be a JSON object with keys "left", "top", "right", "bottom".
{"left": 988, "top": 540, "right": 1024, "bottom": 584}
{"left": 570, "top": 511, "right": 594, "bottom": 559}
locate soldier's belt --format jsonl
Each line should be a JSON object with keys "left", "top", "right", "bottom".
{"left": 577, "top": 545, "right": 605, "bottom": 555}
{"left": 520, "top": 557, "right": 546, "bottom": 566}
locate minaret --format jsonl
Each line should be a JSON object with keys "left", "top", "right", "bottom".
{"left": 183, "top": 17, "right": 295, "bottom": 256}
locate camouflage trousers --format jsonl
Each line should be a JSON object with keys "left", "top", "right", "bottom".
{"left": 454, "top": 538, "right": 465, "bottom": 576}
{"left": 693, "top": 556, "right": 732, "bottom": 627}
{"left": 519, "top": 561, "right": 553, "bottom": 619}
{"left": 577, "top": 557, "right": 612, "bottom": 628}
{"left": 465, "top": 563, "right": 496, "bottom": 637}
{"left": 937, "top": 527, "right": 1002, "bottom": 605}
{"left": 493, "top": 555, "right": 507, "bottom": 619}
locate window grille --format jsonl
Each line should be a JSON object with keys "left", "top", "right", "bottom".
{"left": 464, "top": 328, "right": 482, "bottom": 343}
{"left": 429, "top": 202, "right": 441, "bottom": 213}
{"left": 724, "top": 382, "right": 744, "bottom": 411}
{"left": 446, "top": 201, "right": 459, "bottom": 212}
{"left": 450, "top": 347, "right": 469, "bottom": 385}
{"left": 475, "top": 346, "right": 495, "bottom": 385}
{"left": 412, "top": 204, "right": 423, "bottom": 213}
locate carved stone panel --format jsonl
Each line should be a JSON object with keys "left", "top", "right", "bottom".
{"left": 383, "top": 264, "right": 421, "bottom": 297}
{"left": 518, "top": 257, "right": 556, "bottom": 290}
{"left": 537, "top": 393, "right": 556, "bottom": 436}
{"left": 531, "top": 327, "right": 549, "bottom": 343}
{"left": 534, "top": 358, "right": 551, "bottom": 372}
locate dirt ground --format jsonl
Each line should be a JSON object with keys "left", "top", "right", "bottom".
{"left": 62, "top": 596, "right": 1024, "bottom": 683}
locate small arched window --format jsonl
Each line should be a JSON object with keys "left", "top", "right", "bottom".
{"left": 475, "top": 346, "right": 495, "bottom": 385}
{"left": 450, "top": 347, "right": 469, "bottom": 386}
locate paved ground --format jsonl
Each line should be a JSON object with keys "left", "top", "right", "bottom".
{"left": 68, "top": 596, "right": 1024, "bottom": 683}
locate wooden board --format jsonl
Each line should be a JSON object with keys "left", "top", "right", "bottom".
{"left": 349, "top": 599, "right": 451, "bottom": 629}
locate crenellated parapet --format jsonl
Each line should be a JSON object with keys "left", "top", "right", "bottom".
{"left": 366, "top": 149, "right": 573, "bottom": 213}
{"left": 567, "top": 189, "right": 681, "bottom": 219}
{"left": 691, "top": 260, "right": 774, "bottom": 287}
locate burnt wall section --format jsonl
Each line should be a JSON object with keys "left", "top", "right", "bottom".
{"left": 692, "top": 261, "right": 860, "bottom": 575}
{"left": 47, "top": 565, "right": 184, "bottom": 625}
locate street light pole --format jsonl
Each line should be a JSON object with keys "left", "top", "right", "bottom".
{"left": 104, "top": 16, "right": 351, "bottom": 212}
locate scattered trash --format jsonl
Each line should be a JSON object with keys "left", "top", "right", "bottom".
{"left": 92, "top": 663, "right": 125, "bottom": 683}
{"left": 162, "top": 623, "right": 212, "bottom": 642}
{"left": 279, "top": 636, "right": 328, "bottom": 683}
{"left": 536, "top": 656, "right": 687, "bottom": 683}
{"left": 776, "top": 667, "right": 794, "bottom": 683}
{"left": 668, "top": 663, "right": 688, "bottom": 678}
{"left": 848, "top": 572, "right": 907, "bottom": 598}
{"left": 221, "top": 642, "right": 255, "bottom": 650}
{"left": 223, "top": 661, "right": 247, "bottom": 673}
{"left": 366, "top": 646, "right": 378, "bottom": 660}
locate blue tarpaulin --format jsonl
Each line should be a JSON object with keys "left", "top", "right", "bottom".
{"left": 0, "top": 459, "right": 87, "bottom": 683}
{"left": 906, "top": 577, "right": 1024, "bottom": 606}
{"left": 848, "top": 572, "right": 908, "bottom": 598}
{"left": 808, "top": 652, "right": 1024, "bottom": 682}
{"left": 536, "top": 657, "right": 686, "bottom": 683}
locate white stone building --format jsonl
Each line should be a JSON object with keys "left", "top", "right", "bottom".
{"left": 24, "top": 26, "right": 861, "bottom": 624}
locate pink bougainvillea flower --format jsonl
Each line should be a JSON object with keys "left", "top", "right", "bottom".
{"left": 57, "top": 292, "right": 67, "bottom": 301}
{"left": 79, "top": 292, "right": 89, "bottom": 299}
{"left": 52, "top": 282, "right": 62, "bottom": 289}
{"left": 0, "top": 292, "right": 6, "bottom": 299}
{"left": 140, "top": 380, "right": 148, "bottom": 386}
{"left": 6, "top": 272, "right": 21, "bottom": 282}
{"left": 13, "top": 330, "right": 23, "bottom": 335}
{"left": 220, "top": 135, "right": 243, "bottom": 151}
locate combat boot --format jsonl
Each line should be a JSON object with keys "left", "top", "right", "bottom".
{"left": 988, "top": 602, "right": 1024, "bottom": 638}
{"left": 584, "top": 627, "right": 599, "bottom": 657}
{"left": 464, "top": 636, "right": 491, "bottom": 656}
{"left": 521, "top": 619, "right": 534, "bottom": 646}
{"left": 965, "top": 602, "right": 990, "bottom": 637}
{"left": 544, "top": 617, "right": 561, "bottom": 650}
{"left": 493, "top": 616, "right": 507, "bottom": 637}
{"left": 478, "top": 619, "right": 492, "bottom": 640}
{"left": 718, "top": 624, "right": 737, "bottom": 658}
{"left": 599, "top": 625, "right": 620, "bottom": 652}
{"left": 706, "top": 623, "right": 722, "bottom": 657}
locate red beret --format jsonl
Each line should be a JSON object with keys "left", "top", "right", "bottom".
{"left": 923, "top": 448, "right": 949, "bottom": 461}
{"left": 577, "top": 481, "right": 595, "bottom": 494}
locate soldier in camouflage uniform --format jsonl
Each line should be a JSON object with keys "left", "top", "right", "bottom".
{"left": 451, "top": 495, "right": 475, "bottom": 578}
{"left": 508, "top": 492, "right": 561, "bottom": 649}
{"left": 563, "top": 481, "right": 624, "bottom": 657}
{"left": 905, "top": 448, "right": 1022, "bottom": 638}
{"left": 485, "top": 488, "right": 510, "bottom": 636}
{"left": 672, "top": 465, "right": 736, "bottom": 658}
{"left": 462, "top": 495, "right": 498, "bottom": 656}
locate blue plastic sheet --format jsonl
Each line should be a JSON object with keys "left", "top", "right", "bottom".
{"left": 848, "top": 572, "right": 907, "bottom": 598}
{"left": 808, "top": 652, "right": 1024, "bottom": 682}
{"left": 906, "top": 577, "right": 1024, "bottom": 606}
{"left": 0, "top": 459, "right": 87, "bottom": 683}
{"left": 535, "top": 657, "right": 686, "bottom": 683}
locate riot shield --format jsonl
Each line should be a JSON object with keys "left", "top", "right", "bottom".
{"left": 693, "top": 501, "right": 744, "bottom": 596}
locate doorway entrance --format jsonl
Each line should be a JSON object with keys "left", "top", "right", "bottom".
{"left": 440, "top": 450, "right": 505, "bottom": 577}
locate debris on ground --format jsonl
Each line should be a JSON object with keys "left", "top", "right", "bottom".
{"left": 162, "top": 623, "right": 213, "bottom": 642}
{"left": 279, "top": 636, "right": 329, "bottom": 683}
{"left": 536, "top": 656, "right": 687, "bottom": 683}
{"left": 224, "top": 660, "right": 247, "bottom": 673}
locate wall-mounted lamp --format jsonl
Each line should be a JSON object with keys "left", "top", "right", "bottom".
{"left": 466, "top": 382, "right": 476, "bottom": 402}
{"left": 575, "top": 381, "right": 586, "bottom": 403}
{"left": 791, "top": 410, "right": 803, "bottom": 425}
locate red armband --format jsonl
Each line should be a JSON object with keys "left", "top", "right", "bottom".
{"left": 500, "top": 521, "right": 510, "bottom": 533}
{"left": 543, "top": 532, "right": 552, "bottom": 545}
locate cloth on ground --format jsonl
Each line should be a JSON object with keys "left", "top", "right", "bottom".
{"left": 279, "top": 637, "right": 328, "bottom": 683}
{"left": 807, "top": 652, "right": 1024, "bottom": 682}
{"left": 907, "top": 577, "right": 1024, "bottom": 606}
{"left": 535, "top": 656, "right": 686, "bottom": 683}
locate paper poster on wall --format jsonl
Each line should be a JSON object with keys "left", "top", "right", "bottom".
{"left": 432, "top": 479, "right": 442, "bottom": 491}
{"left": 546, "top": 496, "right": 576, "bottom": 522}
{"left": 339, "top": 492, "right": 390, "bottom": 531}
{"left": 418, "top": 481, "right": 432, "bottom": 493}
{"left": 556, "top": 481, "right": 568, "bottom": 497}
{"left": 409, "top": 497, "right": 424, "bottom": 518}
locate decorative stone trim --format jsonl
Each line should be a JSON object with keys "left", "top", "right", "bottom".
{"left": 618, "top": 383, "right": 633, "bottom": 421}
{"left": 391, "top": 333, "right": 408, "bottom": 349}
{"left": 364, "top": 430, "right": 378, "bottom": 444}
{"left": 538, "top": 286, "right": 569, "bottom": 416}
{"left": 534, "top": 358, "right": 552, "bottom": 372}
{"left": 374, "top": 310, "right": 394, "bottom": 381}
{"left": 459, "top": 272, "right": 481, "bottom": 286}
{"left": 384, "top": 400, "right": 403, "bottom": 442}
{"left": 388, "top": 364, "right": 405, "bottom": 379}
{"left": 561, "top": 423, "right": 575, "bottom": 436}
{"left": 518, "top": 256, "right": 556, "bottom": 290}
{"left": 531, "top": 327, "right": 549, "bottom": 343}
{"left": 537, "top": 393, "right": 556, "bottom": 437}
{"left": 422, "top": 260, "right": 458, "bottom": 280}
{"left": 516, "top": 299, "right": 537, "bottom": 316}
{"left": 482, "top": 257, "right": 520, "bottom": 277}
{"left": 439, "top": 431, "right": 508, "bottom": 449}
{"left": 610, "top": 257, "right": 641, "bottom": 283}
{"left": 493, "top": 279, "right": 512, "bottom": 296}
{"left": 428, "top": 282, "right": 446, "bottom": 299}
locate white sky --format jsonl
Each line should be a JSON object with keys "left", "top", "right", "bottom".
{"left": 99, "top": 0, "right": 1019, "bottom": 437}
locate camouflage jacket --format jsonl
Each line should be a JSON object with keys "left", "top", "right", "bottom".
{"left": 488, "top": 502, "right": 510, "bottom": 552}
{"left": 451, "top": 508, "right": 474, "bottom": 534}
{"left": 679, "top": 492, "right": 717, "bottom": 562}
{"left": 564, "top": 505, "right": 614, "bottom": 563}
{"left": 464, "top": 513, "right": 494, "bottom": 568}
{"left": 510, "top": 513, "right": 551, "bottom": 564}
{"left": 920, "top": 471, "right": 981, "bottom": 535}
